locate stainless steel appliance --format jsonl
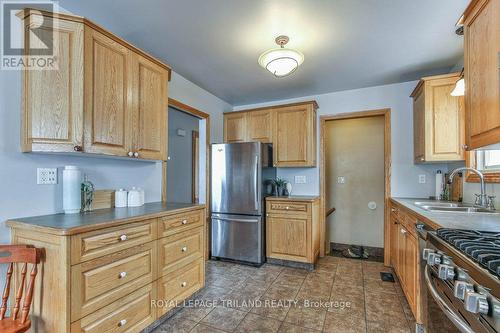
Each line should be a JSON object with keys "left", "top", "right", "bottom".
{"left": 417, "top": 224, "right": 500, "bottom": 333}
{"left": 211, "top": 142, "right": 276, "bottom": 265}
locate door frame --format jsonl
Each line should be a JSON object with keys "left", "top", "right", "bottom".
{"left": 165, "top": 98, "right": 211, "bottom": 259}
{"left": 319, "top": 108, "right": 391, "bottom": 266}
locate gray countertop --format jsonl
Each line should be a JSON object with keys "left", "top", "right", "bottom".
{"left": 7, "top": 202, "right": 205, "bottom": 235}
{"left": 391, "top": 198, "right": 500, "bottom": 232}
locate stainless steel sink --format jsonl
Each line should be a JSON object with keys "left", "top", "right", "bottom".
{"left": 418, "top": 205, "right": 498, "bottom": 214}
{"left": 413, "top": 201, "right": 460, "bottom": 208}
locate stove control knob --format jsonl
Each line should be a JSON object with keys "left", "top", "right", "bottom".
{"left": 427, "top": 252, "right": 442, "bottom": 266}
{"left": 464, "top": 291, "right": 489, "bottom": 314}
{"left": 454, "top": 281, "right": 474, "bottom": 300}
{"left": 422, "top": 248, "right": 435, "bottom": 261}
{"left": 438, "top": 264, "right": 455, "bottom": 280}
{"left": 441, "top": 255, "right": 454, "bottom": 265}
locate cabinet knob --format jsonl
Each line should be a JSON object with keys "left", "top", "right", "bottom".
{"left": 181, "top": 282, "right": 187, "bottom": 287}
{"left": 181, "top": 246, "right": 188, "bottom": 252}
{"left": 118, "top": 319, "right": 127, "bottom": 327}
{"left": 400, "top": 228, "right": 407, "bottom": 235}
{"left": 420, "top": 157, "right": 425, "bottom": 161}
{"left": 73, "top": 145, "right": 83, "bottom": 152}
{"left": 128, "top": 151, "right": 134, "bottom": 157}
{"left": 118, "top": 271, "right": 127, "bottom": 279}
{"left": 463, "top": 144, "right": 469, "bottom": 150}
{"left": 391, "top": 208, "right": 397, "bottom": 212}
{"left": 134, "top": 152, "right": 139, "bottom": 158}
{"left": 285, "top": 206, "right": 289, "bottom": 210}
{"left": 119, "top": 234, "right": 127, "bottom": 241}
{"left": 182, "top": 219, "right": 188, "bottom": 225}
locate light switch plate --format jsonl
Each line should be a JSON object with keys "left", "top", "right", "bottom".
{"left": 337, "top": 176, "right": 346, "bottom": 184}
{"left": 37, "top": 168, "right": 57, "bottom": 185}
{"left": 294, "top": 176, "right": 306, "bottom": 184}
{"left": 418, "top": 174, "right": 426, "bottom": 184}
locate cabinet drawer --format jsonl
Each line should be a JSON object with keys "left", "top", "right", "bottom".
{"left": 268, "top": 202, "right": 310, "bottom": 214}
{"left": 71, "top": 242, "right": 156, "bottom": 321}
{"left": 71, "top": 284, "right": 156, "bottom": 333}
{"left": 157, "top": 258, "right": 204, "bottom": 316}
{"left": 71, "top": 219, "right": 157, "bottom": 264}
{"left": 159, "top": 210, "right": 203, "bottom": 237}
{"left": 159, "top": 227, "right": 203, "bottom": 277}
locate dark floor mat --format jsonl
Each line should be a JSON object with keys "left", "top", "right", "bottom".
{"left": 380, "top": 272, "right": 395, "bottom": 282}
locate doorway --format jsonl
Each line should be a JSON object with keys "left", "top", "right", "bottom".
{"left": 320, "top": 109, "right": 391, "bottom": 264}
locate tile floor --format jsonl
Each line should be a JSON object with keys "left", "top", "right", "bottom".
{"left": 152, "top": 257, "right": 415, "bottom": 333}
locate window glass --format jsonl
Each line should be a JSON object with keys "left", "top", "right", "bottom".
{"left": 475, "top": 150, "right": 500, "bottom": 172}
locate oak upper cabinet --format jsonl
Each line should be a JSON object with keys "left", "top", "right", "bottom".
{"left": 463, "top": 0, "right": 500, "bottom": 149}
{"left": 20, "top": 9, "right": 171, "bottom": 160}
{"left": 20, "top": 11, "right": 84, "bottom": 153}
{"left": 84, "top": 27, "right": 133, "bottom": 157}
{"left": 247, "top": 109, "right": 274, "bottom": 143}
{"left": 274, "top": 102, "right": 317, "bottom": 167}
{"left": 223, "top": 112, "right": 247, "bottom": 142}
{"left": 132, "top": 54, "right": 168, "bottom": 160}
{"left": 411, "top": 73, "right": 465, "bottom": 163}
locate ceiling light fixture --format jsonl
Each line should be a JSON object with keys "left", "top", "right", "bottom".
{"left": 451, "top": 68, "right": 465, "bottom": 97}
{"left": 258, "top": 35, "right": 304, "bottom": 77}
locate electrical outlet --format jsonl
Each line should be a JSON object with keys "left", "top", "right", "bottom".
{"left": 294, "top": 176, "right": 306, "bottom": 184}
{"left": 418, "top": 174, "right": 426, "bottom": 184}
{"left": 37, "top": 168, "right": 57, "bottom": 185}
{"left": 337, "top": 176, "right": 346, "bottom": 184}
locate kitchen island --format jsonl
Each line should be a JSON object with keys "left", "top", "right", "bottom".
{"left": 7, "top": 202, "right": 206, "bottom": 333}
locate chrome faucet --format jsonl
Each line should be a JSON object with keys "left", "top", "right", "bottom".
{"left": 448, "top": 167, "right": 489, "bottom": 208}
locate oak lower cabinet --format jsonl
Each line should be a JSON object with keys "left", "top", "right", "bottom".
{"left": 19, "top": 9, "right": 170, "bottom": 160}
{"left": 8, "top": 205, "right": 205, "bottom": 333}
{"left": 223, "top": 101, "right": 318, "bottom": 167}
{"left": 389, "top": 201, "right": 420, "bottom": 323}
{"left": 266, "top": 197, "right": 320, "bottom": 265}
{"left": 411, "top": 73, "right": 465, "bottom": 163}
{"left": 463, "top": 0, "right": 500, "bottom": 149}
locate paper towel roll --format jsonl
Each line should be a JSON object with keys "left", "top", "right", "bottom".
{"left": 435, "top": 170, "right": 443, "bottom": 200}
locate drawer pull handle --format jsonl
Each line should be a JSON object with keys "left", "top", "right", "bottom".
{"left": 118, "top": 319, "right": 127, "bottom": 327}
{"left": 119, "top": 234, "right": 127, "bottom": 241}
{"left": 182, "top": 219, "right": 188, "bottom": 225}
{"left": 181, "top": 282, "right": 187, "bottom": 287}
{"left": 119, "top": 271, "right": 127, "bottom": 279}
{"left": 181, "top": 246, "right": 188, "bottom": 252}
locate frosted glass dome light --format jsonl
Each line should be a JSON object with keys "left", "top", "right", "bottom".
{"left": 258, "top": 36, "right": 304, "bottom": 78}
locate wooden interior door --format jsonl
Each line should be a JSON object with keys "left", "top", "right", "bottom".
{"left": 267, "top": 216, "right": 309, "bottom": 262}
{"left": 427, "top": 78, "right": 465, "bottom": 161}
{"left": 132, "top": 54, "right": 168, "bottom": 160}
{"left": 223, "top": 113, "right": 247, "bottom": 142}
{"left": 23, "top": 16, "right": 84, "bottom": 152}
{"left": 247, "top": 109, "right": 273, "bottom": 143}
{"left": 84, "top": 27, "right": 132, "bottom": 156}
{"left": 274, "top": 106, "right": 311, "bottom": 166}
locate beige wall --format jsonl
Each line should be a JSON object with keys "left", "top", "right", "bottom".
{"left": 326, "top": 116, "right": 385, "bottom": 248}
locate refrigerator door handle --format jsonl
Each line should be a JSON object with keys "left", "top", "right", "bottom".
{"left": 211, "top": 216, "right": 260, "bottom": 223}
{"left": 254, "top": 155, "right": 259, "bottom": 211}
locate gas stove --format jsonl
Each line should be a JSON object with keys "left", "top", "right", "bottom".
{"left": 436, "top": 229, "right": 500, "bottom": 279}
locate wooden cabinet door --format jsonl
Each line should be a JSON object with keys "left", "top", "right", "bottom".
{"left": 84, "top": 27, "right": 132, "bottom": 156}
{"left": 390, "top": 213, "right": 400, "bottom": 269}
{"left": 22, "top": 15, "right": 84, "bottom": 153}
{"left": 426, "top": 77, "right": 465, "bottom": 161}
{"left": 224, "top": 112, "right": 247, "bottom": 142}
{"left": 266, "top": 215, "right": 309, "bottom": 262}
{"left": 131, "top": 54, "right": 168, "bottom": 160}
{"left": 404, "top": 233, "right": 419, "bottom": 317}
{"left": 247, "top": 109, "right": 274, "bottom": 143}
{"left": 413, "top": 90, "right": 425, "bottom": 163}
{"left": 396, "top": 225, "right": 407, "bottom": 287}
{"left": 274, "top": 105, "right": 316, "bottom": 167}
{"left": 464, "top": 0, "right": 500, "bottom": 149}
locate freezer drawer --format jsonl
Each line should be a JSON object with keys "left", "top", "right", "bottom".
{"left": 211, "top": 214, "right": 264, "bottom": 265}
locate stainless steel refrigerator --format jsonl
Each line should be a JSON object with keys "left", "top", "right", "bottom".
{"left": 211, "top": 142, "right": 276, "bottom": 265}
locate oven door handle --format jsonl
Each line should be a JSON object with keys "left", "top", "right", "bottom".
{"left": 424, "top": 265, "right": 474, "bottom": 333}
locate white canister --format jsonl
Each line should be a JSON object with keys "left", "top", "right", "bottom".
{"left": 127, "top": 187, "right": 142, "bottom": 207}
{"left": 63, "top": 166, "right": 82, "bottom": 214}
{"left": 115, "top": 189, "right": 128, "bottom": 208}
{"left": 137, "top": 188, "right": 145, "bottom": 206}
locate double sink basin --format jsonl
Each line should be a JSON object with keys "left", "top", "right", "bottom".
{"left": 414, "top": 201, "right": 497, "bottom": 214}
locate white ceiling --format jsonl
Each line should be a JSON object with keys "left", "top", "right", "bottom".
{"left": 58, "top": 0, "right": 469, "bottom": 106}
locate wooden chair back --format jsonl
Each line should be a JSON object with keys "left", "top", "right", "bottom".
{"left": 0, "top": 245, "right": 41, "bottom": 324}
